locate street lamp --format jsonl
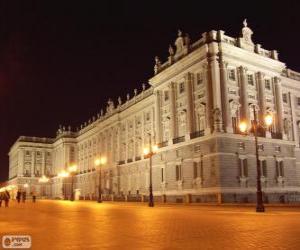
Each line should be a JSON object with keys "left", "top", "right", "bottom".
{"left": 68, "top": 164, "right": 77, "bottom": 201}
{"left": 94, "top": 156, "right": 107, "bottom": 203}
{"left": 143, "top": 134, "right": 158, "bottom": 207}
{"left": 58, "top": 170, "right": 69, "bottom": 200}
{"left": 239, "top": 104, "right": 273, "bottom": 212}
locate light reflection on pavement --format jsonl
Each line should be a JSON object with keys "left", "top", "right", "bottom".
{"left": 1, "top": 200, "right": 300, "bottom": 249}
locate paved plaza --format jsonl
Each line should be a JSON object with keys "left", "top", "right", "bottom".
{"left": 1, "top": 200, "right": 300, "bottom": 249}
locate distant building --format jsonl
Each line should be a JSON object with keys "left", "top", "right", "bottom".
{"left": 7, "top": 21, "right": 300, "bottom": 203}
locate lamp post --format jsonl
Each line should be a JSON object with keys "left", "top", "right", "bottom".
{"left": 58, "top": 170, "right": 69, "bottom": 200}
{"left": 143, "top": 134, "right": 158, "bottom": 207}
{"left": 239, "top": 104, "right": 273, "bottom": 212}
{"left": 68, "top": 164, "right": 77, "bottom": 201}
{"left": 94, "top": 156, "right": 107, "bottom": 203}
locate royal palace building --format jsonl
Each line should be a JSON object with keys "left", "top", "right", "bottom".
{"left": 6, "top": 21, "right": 300, "bottom": 203}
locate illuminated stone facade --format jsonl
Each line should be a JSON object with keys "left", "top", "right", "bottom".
{"left": 7, "top": 21, "right": 300, "bottom": 203}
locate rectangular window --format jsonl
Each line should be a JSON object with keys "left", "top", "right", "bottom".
{"left": 161, "top": 168, "right": 164, "bottom": 182}
{"left": 176, "top": 165, "right": 182, "bottom": 181}
{"left": 282, "top": 93, "right": 288, "bottom": 103}
{"left": 276, "top": 161, "right": 284, "bottom": 177}
{"left": 238, "top": 158, "right": 248, "bottom": 177}
{"left": 247, "top": 74, "right": 254, "bottom": 86}
{"left": 193, "top": 162, "right": 198, "bottom": 179}
{"left": 228, "top": 69, "right": 236, "bottom": 81}
{"left": 197, "top": 73, "right": 203, "bottom": 85}
{"left": 265, "top": 79, "right": 271, "bottom": 90}
{"left": 179, "top": 82, "right": 185, "bottom": 94}
{"left": 261, "top": 160, "right": 267, "bottom": 177}
{"left": 164, "top": 91, "right": 169, "bottom": 101}
{"left": 297, "top": 97, "right": 300, "bottom": 106}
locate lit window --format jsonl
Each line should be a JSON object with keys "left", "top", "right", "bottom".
{"left": 265, "top": 79, "right": 271, "bottom": 90}
{"left": 228, "top": 69, "right": 236, "bottom": 81}
{"left": 179, "top": 82, "right": 185, "bottom": 94}
{"left": 247, "top": 74, "right": 254, "bottom": 86}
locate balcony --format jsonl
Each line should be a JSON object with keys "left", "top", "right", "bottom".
{"left": 135, "top": 156, "right": 141, "bottom": 161}
{"left": 127, "top": 158, "right": 133, "bottom": 163}
{"left": 118, "top": 160, "right": 125, "bottom": 165}
{"left": 158, "top": 141, "right": 168, "bottom": 148}
{"left": 271, "top": 132, "right": 283, "bottom": 139}
{"left": 173, "top": 136, "right": 185, "bottom": 144}
{"left": 190, "top": 130, "right": 205, "bottom": 139}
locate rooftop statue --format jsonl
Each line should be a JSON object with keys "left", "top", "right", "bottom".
{"left": 175, "top": 30, "right": 184, "bottom": 54}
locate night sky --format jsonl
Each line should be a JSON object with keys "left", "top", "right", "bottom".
{"left": 0, "top": 1, "right": 300, "bottom": 182}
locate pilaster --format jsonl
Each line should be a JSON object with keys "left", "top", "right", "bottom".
{"left": 257, "top": 72, "right": 266, "bottom": 124}
{"left": 219, "top": 59, "right": 232, "bottom": 133}
{"left": 31, "top": 151, "right": 35, "bottom": 177}
{"left": 274, "top": 77, "right": 286, "bottom": 139}
{"left": 169, "top": 82, "right": 177, "bottom": 141}
{"left": 184, "top": 72, "right": 195, "bottom": 138}
{"left": 208, "top": 42, "right": 223, "bottom": 132}
{"left": 238, "top": 66, "right": 250, "bottom": 124}
{"left": 289, "top": 93, "right": 299, "bottom": 147}
{"left": 154, "top": 90, "right": 162, "bottom": 144}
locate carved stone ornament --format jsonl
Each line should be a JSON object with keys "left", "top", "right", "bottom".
{"left": 168, "top": 44, "right": 174, "bottom": 56}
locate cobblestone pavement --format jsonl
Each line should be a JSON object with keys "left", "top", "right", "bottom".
{"left": 1, "top": 201, "right": 300, "bottom": 250}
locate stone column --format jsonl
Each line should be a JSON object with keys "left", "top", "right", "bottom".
{"left": 238, "top": 66, "right": 249, "bottom": 124}
{"left": 274, "top": 77, "right": 286, "bottom": 139}
{"left": 42, "top": 151, "right": 46, "bottom": 175}
{"left": 169, "top": 82, "right": 177, "bottom": 142}
{"left": 203, "top": 63, "right": 212, "bottom": 134}
{"left": 219, "top": 59, "right": 232, "bottom": 133}
{"left": 31, "top": 151, "right": 35, "bottom": 177}
{"left": 208, "top": 42, "right": 223, "bottom": 132}
{"left": 257, "top": 72, "right": 266, "bottom": 123}
{"left": 154, "top": 90, "right": 162, "bottom": 144}
{"left": 184, "top": 72, "right": 195, "bottom": 139}
{"left": 289, "top": 93, "right": 299, "bottom": 147}
{"left": 18, "top": 149, "right": 24, "bottom": 177}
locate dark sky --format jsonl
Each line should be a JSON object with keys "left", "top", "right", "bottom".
{"left": 1, "top": 0, "right": 300, "bottom": 181}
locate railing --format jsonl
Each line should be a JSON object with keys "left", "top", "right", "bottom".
{"left": 158, "top": 141, "right": 168, "bottom": 148}
{"left": 271, "top": 132, "right": 283, "bottom": 139}
{"left": 190, "top": 130, "right": 205, "bottom": 139}
{"left": 173, "top": 136, "right": 185, "bottom": 144}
